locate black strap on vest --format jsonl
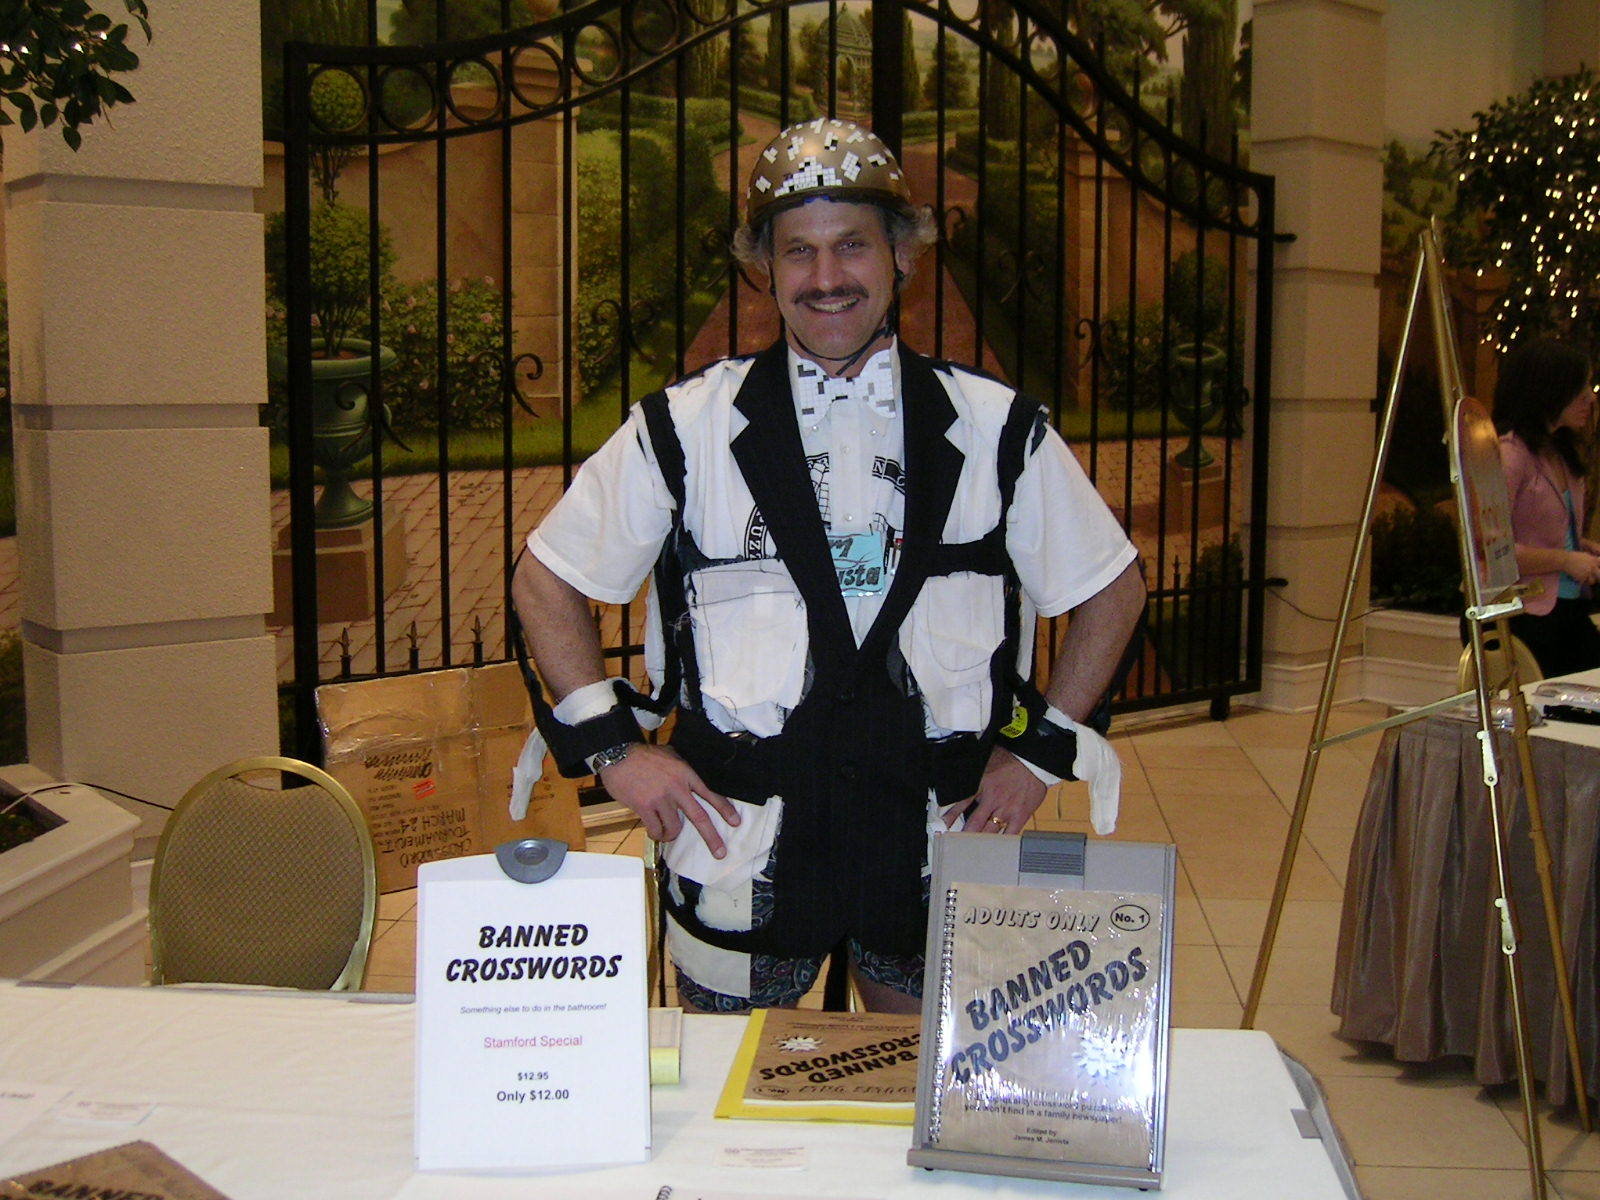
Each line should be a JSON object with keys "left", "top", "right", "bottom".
{"left": 638, "top": 391, "right": 701, "bottom": 715}
{"left": 634, "top": 385, "right": 1049, "bottom": 730}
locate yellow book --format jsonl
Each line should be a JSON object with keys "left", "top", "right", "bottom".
{"left": 714, "top": 1008, "right": 919, "bottom": 1125}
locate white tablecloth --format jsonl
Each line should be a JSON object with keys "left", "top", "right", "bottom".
{"left": 0, "top": 983, "right": 1353, "bottom": 1199}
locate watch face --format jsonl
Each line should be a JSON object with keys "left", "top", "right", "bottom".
{"left": 591, "top": 743, "right": 634, "bottom": 772}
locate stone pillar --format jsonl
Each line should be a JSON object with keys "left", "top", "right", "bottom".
{"left": 1250, "top": 0, "right": 1385, "bottom": 711}
{"left": 6, "top": 0, "right": 279, "bottom": 801}
{"left": 1544, "top": 0, "right": 1600, "bottom": 76}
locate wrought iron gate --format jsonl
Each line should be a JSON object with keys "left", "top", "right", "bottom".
{"left": 277, "top": 0, "right": 1277, "bottom": 760}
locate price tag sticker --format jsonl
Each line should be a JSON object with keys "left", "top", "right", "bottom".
{"left": 714, "top": 1145, "right": 808, "bottom": 1170}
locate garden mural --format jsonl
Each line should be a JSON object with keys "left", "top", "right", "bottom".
{"left": 263, "top": 0, "right": 1269, "bottom": 755}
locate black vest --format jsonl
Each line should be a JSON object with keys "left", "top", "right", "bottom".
{"left": 644, "top": 341, "right": 1038, "bottom": 959}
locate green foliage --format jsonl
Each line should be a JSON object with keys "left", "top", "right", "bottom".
{"left": 1, "top": 279, "right": 11, "bottom": 538}
{"left": 387, "top": 0, "right": 536, "bottom": 44}
{"left": 264, "top": 201, "right": 397, "bottom": 355}
{"left": 0, "top": 278, "right": 9, "bottom": 453}
{"left": 1380, "top": 139, "right": 1473, "bottom": 262}
{"left": 901, "top": 107, "right": 979, "bottom": 144}
{"left": 575, "top": 120, "right": 729, "bottom": 392}
{"left": 1176, "top": 0, "right": 1235, "bottom": 158}
{"left": 1434, "top": 68, "right": 1600, "bottom": 352}
{"left": 580, "top": 93, "right": 732, "bottom": 137}
{"left": 902, "top": 12, "right": 920, "bottom": 119}
{"left": 0, "top": 0, "right": 150, "bottom": 151}
{"left": 1063, "top": 0, "right": 1248, "bottom": 137}
{"left": 1099, "top": 250, "right": 1245, "bottom": 412}
{"left": 1371, "top": 503, "right": 1462, "bottom": 614}
{"left": 794, "top": 18, "right": 826, "bottom": 99}
{"left": 260, "top": 0, "right": 367, "bottom": 138}
{"left": 737, "top": 85, "right": 818, "bottom": 125}
{"left": 1152, "top": 536, "right": 1245, "bottom": 690}
{"left": 943, "top": 161, "right": 1072, "bottom": 399}
{"left": 308, "top": 67, "right": 365, "bottom": 202}
{"left": 1378, "top": 354, "right": 1451, "bottom": 502}
{"left": 0, "top": 627, "right": 24, "bottom": 771}
{"left": 379, "top": 277, "right": 508, "bottom": 433}
{"left": 922, "top": 38, "right": 975, "bottom": 110}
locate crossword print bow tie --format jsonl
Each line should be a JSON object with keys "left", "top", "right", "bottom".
{"left": 794, "top": 349, "right": 898, "bottom": 422}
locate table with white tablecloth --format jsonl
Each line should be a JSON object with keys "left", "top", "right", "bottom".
{"left": 0, "top": 982, "right": 1357, "bottom": 1199}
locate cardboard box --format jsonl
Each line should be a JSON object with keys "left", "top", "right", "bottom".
{"left": 318, "top": 664, "right": 584, "bottom": 892}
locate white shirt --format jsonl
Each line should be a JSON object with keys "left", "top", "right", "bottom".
{"left": 530, "top": 341, "right": 1136, "bottom": 737}
{"left": 789, "top": 345, "right": 904, "bottom": 644}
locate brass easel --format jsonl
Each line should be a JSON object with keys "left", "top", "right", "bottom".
{"left": 1237, "top": 223, "right": 1591, "bottom": 1200}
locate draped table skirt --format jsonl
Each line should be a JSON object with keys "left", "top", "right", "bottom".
{"left": 1332, "top": 715, "right": 1600, "bottom": 1105}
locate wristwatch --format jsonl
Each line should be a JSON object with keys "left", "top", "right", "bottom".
{"left": 587, "top": 741, "right": 638, "bottom": 775}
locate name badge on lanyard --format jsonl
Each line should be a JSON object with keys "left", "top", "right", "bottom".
{"left": 829, "top": 529, "right": 890, "bottom": 597}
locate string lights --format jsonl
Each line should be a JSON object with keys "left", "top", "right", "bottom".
{"left": 1435, "top": 69, "right": 1600, "bottom": 352}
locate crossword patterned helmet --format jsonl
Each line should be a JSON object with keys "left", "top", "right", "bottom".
{"left": 745, "top": 118, "right": 914, "bottom": 229}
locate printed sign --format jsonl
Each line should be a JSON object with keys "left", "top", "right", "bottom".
{"left": 1453, "top": 395, "right": 1520, "bottom": 605}
{"left": 414, "top": 852, "right": 649, "bottom": 1171}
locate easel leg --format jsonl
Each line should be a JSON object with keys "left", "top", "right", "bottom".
{"left": 1465, "top": 619, "right": 1548, "bottom": 1197}
{"left": 1494, "top": 617, "right": 1591, "bottom": 1129}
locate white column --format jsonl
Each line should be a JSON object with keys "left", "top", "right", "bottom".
{"left": 6, "top": 0, "right": 278, "bottom": 802}
{"left": 1544, "top": 0, "right": 1600, "bottom": 76}
{"left": 1250, "top": 0, "right": 1385, "bottom": 711}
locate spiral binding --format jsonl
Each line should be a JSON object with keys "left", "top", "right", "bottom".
{"left": 927, "top": 882, "right": 961, "bottom": 1145}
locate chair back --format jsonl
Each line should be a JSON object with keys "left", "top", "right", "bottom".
{"left": 1457, "top": 630, "right": 1543, "bottom": 695}
{"left": 149, "top": 756, "right": 377, "bottom": 990}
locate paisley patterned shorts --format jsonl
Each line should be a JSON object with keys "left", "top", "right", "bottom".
{"left": 674, "top": 940, "right": 925, "bottom": 1013}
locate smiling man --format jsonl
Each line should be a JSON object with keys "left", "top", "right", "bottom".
{"left": 513, "top": 118, "right": 1145, "bottom": 1014}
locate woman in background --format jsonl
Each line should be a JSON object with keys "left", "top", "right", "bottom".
{"left": 1495, "top": 337, "right": 1600, "bottom": 677}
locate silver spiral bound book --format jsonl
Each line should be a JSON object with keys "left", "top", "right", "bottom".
{"left": 928, "top": 881, "right": 1163, "bottom": 1168}
{"left": 910, "top": 832, "right": 1174, "bottom": 1190}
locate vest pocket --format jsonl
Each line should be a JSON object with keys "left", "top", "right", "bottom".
{"left": 687, "top": 561, "right": 808, "bottom": 723}
{"left": 900, "top": 572, "right": 1005, "bottom": 731}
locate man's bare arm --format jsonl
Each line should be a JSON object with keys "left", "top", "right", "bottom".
{"left": 511, "top": 552, "right": 608, "bottom": 701}
{"left": 957, "top": 558, "right": 1146, "bottom": 833}
{"left": 1039, "top": 558, "right": 1147, "bottom": 720}
{"left": 511, "top": 552, "right": 737, "bottom": 854}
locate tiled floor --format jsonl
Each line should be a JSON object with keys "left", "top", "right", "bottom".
{"left": 361, "top": 701, "right": 1592, "bottom": 1200}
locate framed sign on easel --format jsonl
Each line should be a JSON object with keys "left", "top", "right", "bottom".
{"left": 1237, "top": 222, "right": 1590, "bottom": 1200}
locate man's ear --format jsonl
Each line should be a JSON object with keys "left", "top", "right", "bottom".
{"left": 893, "top": 241, "right": 916, "bottom": 284}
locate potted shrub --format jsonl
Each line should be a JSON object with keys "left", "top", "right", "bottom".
{"left": 265, "top": 201, "right": 398, "bottom": 527}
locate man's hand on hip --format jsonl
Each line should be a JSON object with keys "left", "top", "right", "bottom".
{"left": 947, "top": 745, "right": 1048, "bottom": 835}
{"left": 598, "top": 743, "right": 740, "bottom": 858}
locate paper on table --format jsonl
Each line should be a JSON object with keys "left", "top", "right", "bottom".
{"left": 398, "top": 1185, "right": 876, "bottom": 1200}
{"left": 57, "top": 1098, "right": 156, "bottom": 1125}
{"left": 0, "top": 1082, "right": 69, "bottom": 1142}
{"left": 713, "top": 1145, "right": 808, "bottom": 1169}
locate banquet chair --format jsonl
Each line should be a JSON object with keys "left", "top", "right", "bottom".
{"left": 1456, "top": 629, "right": 1542, "bottom": 695}
{"left": 149, "top": 756, "right": 377, "bottom": 990}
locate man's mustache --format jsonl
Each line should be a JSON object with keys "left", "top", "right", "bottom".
{"left": 790, "top": 285, "right": 869, "bottom": 306}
